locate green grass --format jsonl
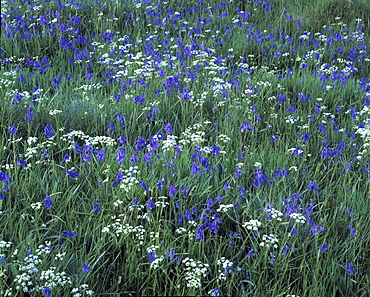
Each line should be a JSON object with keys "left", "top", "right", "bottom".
{"left": 1, "top": 0, "right": 369, "bottom": 296}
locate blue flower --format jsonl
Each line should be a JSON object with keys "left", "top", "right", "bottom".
{"left": 342, "top": 262, "right": 356, "bottom": 275}
{"left": 64, "top": 169, "right": 79, "bottom": 179}
{"left": 92, "top": 203, "right": 100, "bottom": 214}
{"left": 82, "top": 263, "right": 90, "bottom": 272}
{"left": 43, "top": 287, "right": 51, "bottom": 297}
{"left": 117, "top": 148, "right": 125, "bottom": 165}
{"left": 44, "top": 124, "right": 55, "bottom": 139}
{"left": 44, "top": 195, "right": 53, "bottom": 210}
{"left": 61, "top": 231, "right": 77, "bottom": 237}
{"left": 240, "top": 121, "right": 252, "bottom": 132}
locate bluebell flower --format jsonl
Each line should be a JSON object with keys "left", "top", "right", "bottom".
{"left": 43, "top": 287, "right": 51, "bottom": 297}
{"left": 0, "top": 172, "right": 12, "bottom": 185}
{"left": 342, "top": 262, "right": 356, "bottom": 275}
{"left": 347, "top": 225, "right": 356, "bottom": 237}
{"left": 8, "top": 125, "right": 18, "bottom": 138}
{"left": 247, "top": 249, "right": 257, "bottom": 258}
{"left": 307, "top": 181, "right": 322, "bottom": 194}
{"left": 92, "top": 203, "right": 100, "bottom": 213}
{"left": 145, "top": 198, "right": 155, "bottom": 211}
{"left": 168, "top": 248, "right": 175, "bottom": 260}
{"left": 117, "top": 113, "right": 126, "bottom": 127}
{"left": 61, "top": 231, "right": 77, "bottom": 237}
{"left": 129, "top": 154, "right": 140, "bottom": 163}
{"left": 169, "top": 184, "right": 177, "bottom": 196}
{"left": 136, "top": 180, "right": 147, "bottom": 192}
{"left": 148, "top": 251, "right": 155, "bottom": 263}
{"left": 164, "top": 122, "right": 173, "bottom": 134}
{"left": 133, "top": 95, "right": 146, "bottom": 105}
{"left": 135, "top": 137, "right": 146, "bottom": 152}
{"left": 44, "top": 124, "right": 56, "bottom": 139}
{"left": 97, "top": 148, "right": 106, "bottom": 162}
{"left": 82, "top": 263, "right": 90, "bottom": 272}
{"left": 44, "top": 195, "right": 53, "bottom": 210}
{"left": 321, "top": 243, "right": 329, "bottom": 252}
{"left": 117, "top": 148, "right": 125, "bottom": 165}
{"left": 270, "top": 135, "right": 279, "bottom": 142}
{"left": 17, "top": 158, "right": 28, "bottom": 167}
{"left": 240, "top": 121, "right": 252, "bottom": 132}
{"left": 234, "top": 166, "right": 243, "bottom": 178}
{"left": 64, "top": 169, "right": 79, "bottom": 179}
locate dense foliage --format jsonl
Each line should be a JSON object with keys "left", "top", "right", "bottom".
{"left": 1, "top": 0, "right": 369, "bottom": 296}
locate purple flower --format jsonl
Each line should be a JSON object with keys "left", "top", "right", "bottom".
{"left": 240, "top": 121, "right": 252, "bottom": 132}
{"left": 61, "top": 231, "right": 77, "bottom": 237}
{"left": 247, "top": 249, "right": 257, "bottom": 258}
{"left": 169, "top": 184, "right": 177, "bottom": 196}
{"left": 97, "top": 148, "right": 106, "bottom": 162}
{"left": 44, "top": 195, "right": 53, "bottom": 210}
{"left": 270, "top": 135, "right": 279, "bottom": 142}
{"left": 133, "top": 95, "right": 146, "bottom": 105}
{"left": 8, "top": 125, "right": 18, "bottom": 138}
{"left": 164, "top": 122, "right": 173, "bottom": 134}
{"left": 309, "top": 224, "right": 324, "bottom": 235}
{"left": 17, "top": 158, "right": 28, "bottom": 167}
{"left": 44, "top": 124, "right": 55, "bottom": 139}
{"left": 148, "top": 251, "right": 155, "bottom": 263}
{"left": 146, "top": 198, "right": 155, "bottom": 211}
{"left": 117, "top": 113, "right": 126, "bottom": 127}
{"left": 168, "top": 248, "right": 175, "bottom": 260}
{"left": 342, "top": 262, "right": 357, "bottom": 275}
{"left": 64, "top": 169, "right": 79, "bottom": 179}
{"left": 347, "top": 225, "right": 356, "bottom": 237}
{"left": 234, "top": 166, "right": 243, "bottom": 178}
{"left": 0, "top": 172, "right": 13, "bottom": 185}
{"left": 307, "top": 181, "right": 322, "bottom": 194}
{"left": 321, "top": 243, "right": 329, "bottom": 252}
{"left": 117, "top": 148, "right": 125, "bottom": 165}
{"left": 82, "top": 263, "right": 90, "bottom": 272}
{"left": 92, "top": 203, "right": 100, "bottom": 213}
{"left": 24, "top": 105, "right": 36, "bottom": 122}
{"left": 139, "top": 181, "right": 149, "bottom": 192}
{"left": 43, "top": 287, "right": 51, "bottom": 297}
{"left": 118, "top": 136, "right": 127, "bottom": 146}
{"left": 135, "top": 137, "right": 146, "bottom": 152}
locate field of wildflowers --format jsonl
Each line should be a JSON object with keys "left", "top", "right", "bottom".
{"left": 1, "top": 0, "right": 369, "bottom": 296}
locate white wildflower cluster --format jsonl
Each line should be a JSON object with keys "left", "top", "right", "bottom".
{"left": 217, "top": 257, "right": 234, "bottom": 281}
{"left": 49, "top": 109, "right": 62, "bottom": 115}
{"left": 61, "top": 130, "right": 116, "bottom": 147}
{"left": 265, "top": 207, "right": 283, "bottom": 221}
{"left": 71, "top": 284, "right": 94, "bottom": 297}
{"left": 0, "top": 241, "right": 12, "bottom": 282}
{"left": 10, "top": 244, "right": 73, "bottom": 295}
{"left": 30, "top": 202, "right": 42, "bottom": 210}
{"left": 179, "top": 123, "right": 206, "bottom": 146}
{"left": 23, "top": 140, "right": 57, "bottom": 162}
{"left": 217, "top": 134, "right": 231, "bottom": 144}
{"left": 216, "top": 204, "right": 234, "bottom": 213}
{"left": 354, "top": 113, "right": 370, "bottom": 161}
{"left": 118, "top": 165, "right": 140, "bottom": 193}
{"left": 289, "top": 213, "right": 306, "bottom": 224}
{"left": 102, "top": 218, "right": 146, "bottom": 246}
{"left": 242, "top": 219, "right": 262, "bottom": 231}
{"left": 260, "top": 234, "right": 279, "bottom": 249}
{"left": 182, "top": 257, "right": 209, "bottom": 289}
{"left": 154, "top": 196, "right": 169, "bottom": 208}
{"left": 161, "top": 135, "right": 178, "bottom": 152}
{"left": 146, "top": 245, "right": 164, "bottom": 269}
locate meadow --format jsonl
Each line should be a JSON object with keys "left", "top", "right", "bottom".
{"left": 1, "top": 0, "right": 370, "bottom": 296}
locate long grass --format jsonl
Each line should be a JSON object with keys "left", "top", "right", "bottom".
{"left": 1, "top": 0, "right": 369, "bottom": 296}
